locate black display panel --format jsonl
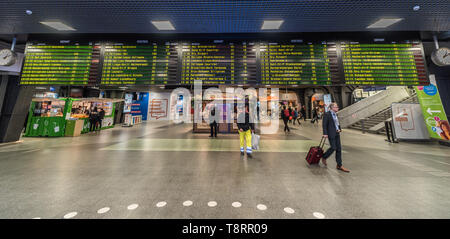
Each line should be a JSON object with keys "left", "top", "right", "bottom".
{"left": 260, "top": 41, "right": 339, "bottom": 85}
{"left": 20, "top": 34, "right": 430, "bottom": 86}
{"left": 180, "top": 41, "right": 257, "bottom": 85}
{"left": 341, "top": 41, "right": 427, "bottom": 85}
{"left": 101, "top": 42, "right": 178, "bottom": 85}
{"left": 20, "top": 43, "right": 97, "bottom": 85}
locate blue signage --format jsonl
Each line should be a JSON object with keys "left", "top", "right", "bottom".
{"left": 131, "top": 92, "right": 149, "bottom": 120}
{"left": 423, "top": 85, "right": 437, "bottom": 96}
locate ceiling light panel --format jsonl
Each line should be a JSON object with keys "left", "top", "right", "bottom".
{"left": 261, "top": 20, "right": 284, "bottom": 30}
{"left": 40, "top": 21, "right": 76, "bottom": 31}
{"left": 151, "top": 20, "right": 175, "bottom": 30}
{"left": 367, "top": 18, "right": 403, "bottom": 28}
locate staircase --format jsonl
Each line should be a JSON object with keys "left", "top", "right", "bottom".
{"left": 348, "top": 93, "right": 419, "bottom": 135}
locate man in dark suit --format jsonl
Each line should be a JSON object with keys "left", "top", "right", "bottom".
{"left": 322, "top": 102, "right": 350, "bottom": 173}
{"left": 209, "top": 105, "right": 218, "bottom": 138}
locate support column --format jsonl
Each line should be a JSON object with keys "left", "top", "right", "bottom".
{"left": 0, "top": 74, "right": 34, "bottom": 143}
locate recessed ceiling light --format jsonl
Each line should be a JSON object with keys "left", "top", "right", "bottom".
{"left": 40, "top": 21, "right": 76, "bottom": 31}
{"left": 367, "top": 18, "right": 403, "bottom": 28}
{"left": 261, "top": 20, "right": 284, "bottom": 30}
{"left": 25, "top": 10, "right": 32, "bottom": 15}
{"left": 151, "top": 20, "right": 175, "bottom": 30}
{"left": 413, "top": 5, "right": 420, "bottom": 11}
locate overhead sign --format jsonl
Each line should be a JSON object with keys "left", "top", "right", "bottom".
{"left": 415, "top": 75, "right": 450, "bottom": 141}
{"left": 20, "top": 37, "right": 430, "bottom": 86}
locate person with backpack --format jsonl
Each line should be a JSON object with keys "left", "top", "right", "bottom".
{"left": 282, "top": 106, "right": 290, "bottom": 134}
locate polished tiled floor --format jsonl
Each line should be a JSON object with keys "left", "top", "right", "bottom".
{"left": 0, "top": 120, "right": 449, "bottom": 219}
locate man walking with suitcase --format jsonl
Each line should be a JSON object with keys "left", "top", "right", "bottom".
{"left": 322, "top": 102, "right": 350, "bottom": 173}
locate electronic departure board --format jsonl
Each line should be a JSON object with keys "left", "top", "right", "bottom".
{"left": 101, "top": 43, "right": 178, "bottom": 85}
{"left": 21, "top": 44, "right": 96, "bottom": 85}
{"left": 260, "top": 42, "right": 339, "bottom": 85}
{"left": 341, "top": 42, "right": 427, "bottom": 85}
{"left": 181, "top": 42, "right": 257, "bottom": 85}
{"left": 20, "top": 36, "right": 430, "bottom": 86}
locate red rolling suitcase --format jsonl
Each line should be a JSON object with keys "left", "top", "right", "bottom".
{"left": 306, "top": 137, "right": 326, "bottom": 165}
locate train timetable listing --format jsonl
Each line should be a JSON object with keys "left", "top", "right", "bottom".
{"left": 181, "top": 42, "right": 256, "bottom": 85}
{"left": 182, "top": 43, "right": 231, "bottom": 85}
{"left": 101, "top": 43, "right": 177, "bottom": 85}
{"left": 260, "top": 42, "right": 337, "bottom": 85}
{"left": 341, "top": 42, "right": 427, "bottom": 85}
{"left": 20, "top": 45, "right": 93, "bottom": 85}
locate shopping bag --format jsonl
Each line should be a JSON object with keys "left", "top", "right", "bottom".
{"left": 252, "top": 133, "right": 260, "bottom": 150}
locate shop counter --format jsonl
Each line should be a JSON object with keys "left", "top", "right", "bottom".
{"left": 65, "top": 119, "right": 84, "bottom": 137}
{"left": 26, "top": 117, "right": 66, "bottom": 137}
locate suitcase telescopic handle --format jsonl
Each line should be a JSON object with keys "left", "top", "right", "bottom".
{"left": 318, "top": 136, "right": 326, "bottom": 149}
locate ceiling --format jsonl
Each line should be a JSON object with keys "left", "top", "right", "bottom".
{"left": 0, "top": 0, "right": 448, "bottom": 35}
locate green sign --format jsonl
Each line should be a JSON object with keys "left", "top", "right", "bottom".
{"left": 415, "top": 75, "right": 450, "bottom": 141}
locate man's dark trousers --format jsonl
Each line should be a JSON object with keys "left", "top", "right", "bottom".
{"left": 210, "top": 121, "right": 218, "bottom": 137}
{"left": 323, "top": 133, "right": 342, "bottom": 167}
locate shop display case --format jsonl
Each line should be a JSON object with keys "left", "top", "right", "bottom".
{"left": 25, "top": 97, "right": 123, "bottom": 137}
{"left": 25, "top": 98, "right": 69, "bottom": 137}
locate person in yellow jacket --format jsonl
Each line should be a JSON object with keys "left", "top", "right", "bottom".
{"left": 237, "top": 105, "right": 255, "bottom": 157}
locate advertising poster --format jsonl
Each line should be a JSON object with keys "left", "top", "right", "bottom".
{"left": 415, "top": 75, "right": 450, "bottom": 141}
{"left": 391, "top": 103, "right": 429, "bottom": 140}
{"left": 148, "top": 92, "right": 170, "bottom": 120}
{"left": 323, "top": 94, "right": 332, "bottom": 112}
{"left": 123, "top": 93, "right": 133, "bottom": 113}
{"left": 131, "top": 92, "right": 149, "bottom": 120}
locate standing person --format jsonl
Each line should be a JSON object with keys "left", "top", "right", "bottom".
{"left": 300, "top": 106, "right": 307, "bottom": 121}
{"left": 89, "top": 107, "right": 98, "bottom": 132}
{"left": 322, "top": 102, "right": 350, "bottom": 173}
{"left": 281, "top": 106, "right": 290, "bottom": 134}
{"left": 237, "top": 105, "right": 255, "bottom": 157}
{"left": 98, "top": 107, "right": 105, "bottom": 131}
{"left": 209, "top": 105, "right": 218, "bottom": 138}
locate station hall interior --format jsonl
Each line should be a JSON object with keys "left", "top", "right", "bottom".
{"left": 0, "top": 0, "right": 449, "bottom": 219}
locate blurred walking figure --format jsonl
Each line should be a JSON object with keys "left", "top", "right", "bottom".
{"left": 294, "top": 108, "right": 301, "bottom": 125}
{"left": 282, "top": 106, "right": 290, "bottom": 134}
{"left": 311, "top": 107, "right": 319, "bottom": 124}
{"left": 300, "top": 106, "right": 307, "bottom": 121}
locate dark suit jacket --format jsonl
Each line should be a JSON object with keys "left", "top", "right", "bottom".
{"left": 322, "top": 111, "right": 341, "bottom": 138}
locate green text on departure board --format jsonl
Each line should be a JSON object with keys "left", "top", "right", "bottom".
{"left": 260, "top": 43, "right": 337, "bottom": 85}
{"left": 21, "top": 45, "right": 93, "bottom": 85}
{"left": 341, "top": 43, "right": 427, "bottom": 85}
{"left": 101, "top": 44, "right": 173, "bottom": 85}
